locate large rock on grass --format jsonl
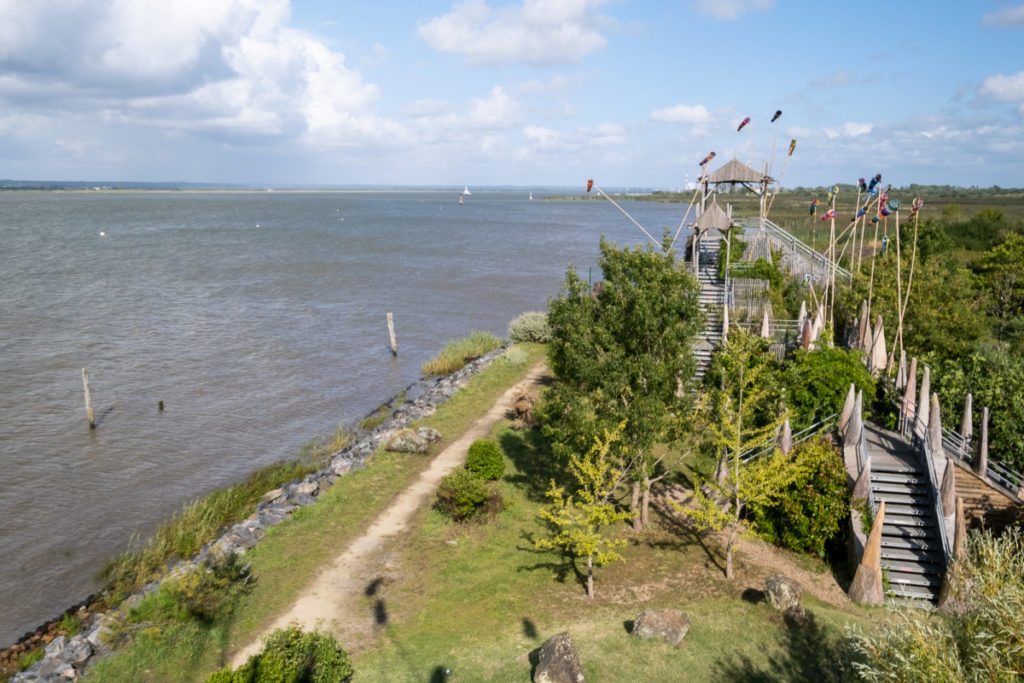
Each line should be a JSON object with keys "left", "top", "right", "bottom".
{"left": 632, "top": 609, "right": 690, "bottom": 646}
{"left": 534, "top": 632, "right": 585, "bottom": 683}
{"left": 384, "top": 428, "right": 429, "bottom": 454}
{"left": 766, "top": 575, "right": 806, "bottom": 622}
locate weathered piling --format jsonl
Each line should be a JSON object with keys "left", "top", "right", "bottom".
{"left": 81, "top": 368, "right": 95, "bottom": 429}
{"left": 386, "top": 312, "right": 397, "bottom": 356}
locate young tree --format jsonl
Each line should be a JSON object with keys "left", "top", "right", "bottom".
{"left": 685, "top": 329, "right": 796, "bottom": 579}
{"left": 534, "top": 424, "right": 633, "bottom": 598}
{"left": 542, "top": 234, "right": 703, "bottom": 529}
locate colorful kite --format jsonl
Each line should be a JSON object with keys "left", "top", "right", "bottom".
{"left": 788, "top": 139, "right": 797, "bottom": 156}
{"left": 737, "top": 117, "right": 751, "bottom": 131}
{"left": 771, "top": 110, "right": 782, "bottom": 122}
{"left": 821, "top": 209, "right": 836, "bottom": 221}
{"left": 909, "top": 197, "right": 924, "bottom": 218}
{"left": 810, "top": 199, "right": 820, "bottom": 216}
{"left": 826, "top": 185, "right": 839, "bottom": 204}
{"left": 858, "top": 177, "right": 867, "bottom": 192}
{"left": 699, "top": 151, "right": 716, "bottom": 166}
{"left": 587, "top": 179, "right": 594, "bottom": 193}
{"left": 867, "top": 174, "right": 882, "bottom": 192}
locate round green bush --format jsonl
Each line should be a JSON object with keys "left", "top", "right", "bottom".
{"left": 436, "top": 468, "right": 490, "bottom": 521}
{"left": 747, "top": 437, "right": 849, "bottom": 556}
{"left": 507, "top": 311, "right": 552, "bottom": 343}
{"left": 466, "top": 439, "right": 505, "bottom": 481}
{"left": 205, "top": 626, "right": 353, "bottom": 683}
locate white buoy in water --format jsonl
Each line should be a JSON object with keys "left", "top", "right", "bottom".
{"left": 99, "top": 232, "right": 106, "bottom": 236}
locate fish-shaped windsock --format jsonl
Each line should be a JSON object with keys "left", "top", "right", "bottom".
{"left": 826, "top": 185, "right": 839, "bottom": 204}
{"left": 699, "top": 151, "right": 716, "bottom": 166}
{"left": 858, "top": 177, "right": 867, "bottom": 192}
{"left": 909, "top": 197, "right": 924, "bottom": 218}
{"left": 737, "top": 117, "right": 750, "bottom": 131}
{"left": 867, "top": 174, "right": 881, "bottom": 192}
{"left": 587, "top": 179, "right": 594, "bottom": 193}
{"left": 810, "top": 199, "right": 820, "bottom": 216}
{"left": 857, "top": 208, "right": 867, "bottom": 217}
{"left": 821, "top": 209, "right": 836, "bottom": 221}
{"left": 771, "top": 110, "right": 782, "bottom": 122}
{"left": 788, "top": 139, "right": 797, "bottom": 156}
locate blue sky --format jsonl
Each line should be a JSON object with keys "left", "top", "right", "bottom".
{"left": 0, "top": 0, "right": 1021, "bottom": 188}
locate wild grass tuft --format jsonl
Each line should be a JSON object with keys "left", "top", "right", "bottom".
{"left": 421, "top": 331, "right": 502, "bottom": 376}
{"left": 503, "top": 344, "right": 530, "bottom": 365}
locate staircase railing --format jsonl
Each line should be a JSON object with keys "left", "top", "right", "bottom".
{"left": 735, "top": 216, "right": 852, "bottom": 284}
{"left": 740, "top": 411, "right": 839, "bottom": 463}
{"left": 912, "top": 415, "right": 952, "bottom": 563}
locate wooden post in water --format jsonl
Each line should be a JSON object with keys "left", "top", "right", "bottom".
{"left": 81, "top": 367, "right": 95, "bottom": 429}
{"left": 386, "top": 312, "right": 397, "bottom": 356}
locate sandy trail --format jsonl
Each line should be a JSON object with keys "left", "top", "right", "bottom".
{"left": 229, "top": 364, "right": 548, "bottom": 667}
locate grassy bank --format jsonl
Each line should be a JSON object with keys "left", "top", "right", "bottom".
{"left": 85, "top": 343, "right": 547, "bottom": 682}
{"left": 350, "top": 419, "right": 875, "bottom": 681}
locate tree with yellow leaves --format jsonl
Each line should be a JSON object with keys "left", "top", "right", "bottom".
{"left": 686, "top": 329, "right": 798, "bottom": 579}
{"left": 534, "top": 424, "right": 633, "bottom": 599}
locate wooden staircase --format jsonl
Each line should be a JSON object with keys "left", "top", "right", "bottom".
{"left": 692, "top": 240, "right": 724, "bottom": 381}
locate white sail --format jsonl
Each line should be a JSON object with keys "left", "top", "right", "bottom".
{"left": 461, "top": 186, "right": 471, "bottom": 196}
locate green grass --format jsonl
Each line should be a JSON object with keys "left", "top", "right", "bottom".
{"left": 350, "top": 420, "right": 876, "bottom": 681}
{"left": 421, "top": 331, "right": 503, "bottom": 376}
{"left": 85, "top": 343, "right": 547, "bottom": 682}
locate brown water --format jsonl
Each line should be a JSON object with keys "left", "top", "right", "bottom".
{"left": 0, "top": 189, "right": 693, "bottom": 645}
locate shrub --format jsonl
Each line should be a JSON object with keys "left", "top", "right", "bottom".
{"left": 436, "top": 468, "right": 491, "bottom": 521}
{"left": 747, "top": 437, "right": 849, "bottom": 556}
{"left": 466, "top": 439, "right": 505, "bottom": 480}
{"left": 206, "top": 627, "right": 353, "bottom": 683}
{"left": 421, "top": 332, "right": 502, "bottom": 376}
{"left": 781, "top": 346, "right": 875, "bottom": 428}
{"left": 503, "top": 344, "right": 530, "bottom": 365}
{"left": 133, "top": 552, "right": 252, "bottom": 624}
{"left": 507, "top": 311, "right": 551, "bottom": 343}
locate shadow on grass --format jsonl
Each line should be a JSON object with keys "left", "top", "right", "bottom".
{"left": 500, "top": 428, "right": 571, "bottom": 502}
{"left": 712, "top": 611, "right": 850, "bottom": 682}
{"left": 516, "top": 531, "right": 587, "bottom": 594}
{"left": 646, "top": 496, "right": 727, "bottom": 575}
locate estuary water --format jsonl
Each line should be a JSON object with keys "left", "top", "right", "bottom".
{"left": 0, "top": 189, "right": 693, "bottom": 645}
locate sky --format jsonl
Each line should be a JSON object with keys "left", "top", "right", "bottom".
{"left": 0, "top": 0, "right": 1022, "bottom": 188}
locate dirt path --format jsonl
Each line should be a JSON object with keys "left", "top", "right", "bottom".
{"left": 229, "top": 364, "right": 549, "bottom": 667}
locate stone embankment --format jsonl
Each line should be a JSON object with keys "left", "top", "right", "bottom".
{"left": 5, "top": 349, "right": 505, "bottom": 682}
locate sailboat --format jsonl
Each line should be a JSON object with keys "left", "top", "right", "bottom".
{"left": 461, "top": 186, "right": 471, "bottom": 196}
{"left": 529, "top": 192, "right": 533, "bottom": 200}
{"left": 458, "top": 195, "right": 463, "bottom": 205}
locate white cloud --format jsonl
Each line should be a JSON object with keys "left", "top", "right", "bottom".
{"left": 467, "top": 86, "right": 522, "bottom": 129}
{"left": 417, "top": 0, "right": 611, "bottom": 65}
{"left": 0, "top": 0, "right": 395, "bottom": 148}
{"left": 692, "top": 0, "right": 774, "bottom": 22}
{"left": 810, "top": 72, "right": 850, "bottom": 89}
{"left": 982, "top": 5, "right": 1024, "bottom": 27}
{"left": 843, "top": 122, "right": 872, "bottom": 136}
{"left": 981, "top": 70, "right": 1024, "bottom": 102}
{"left": 403, "top": 98, "right": 451, "bottom": 118}
{"left": 650, "top": 104, "right": 712, "bottom": 124}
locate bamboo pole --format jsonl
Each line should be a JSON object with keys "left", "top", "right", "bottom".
{"left": 81, "top": 367, "right": 95, "bottom": 429}
{"left": 890, "top": 210, "right": 904, "bottom": 364}
{"left": 386, "top": 312, "right": 397, "bottom": 356}
{"left": 896, "top": 209, "right": 921, "bottom": 356}
{"left": 828, "top": 190, "right": 838, "bottom": 331}
{"left": 865, "top": 189, "right": 888, "bottom": 321}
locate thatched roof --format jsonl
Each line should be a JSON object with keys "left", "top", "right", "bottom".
{"left": 695, "top": 200, "right": 732, "bottom": 233}
{"left": 707, "top": 158, "right": 770, "bottom": 184}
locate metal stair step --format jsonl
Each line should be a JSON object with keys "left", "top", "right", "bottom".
{"left": 872, "top": 490, "right": 932, "bottom": 504}
{"left": 872, "top": 462, "right": 925, "bottom": 475}
{"left": 879, "top": 502, "right": 934, "bottom": 517}
{"left": 881, "top": 547, "right": 944, "bottom": 564}
{"left": 886, "top": 585, "right": 939, "bottom": 604}
{"left": 883, "top": 524, "right": 937, "bottom": 539}
{"left": 885, "top": 571, "right": 943, "bottom": 589}
{"left": 881, "top": 559, "right": 944, "bottom": 577}
{"left": 871, "top": 473, "right": 928, "bottom": 486}
{"left": 881, "top": 536, "right": 936, "bottom": 551}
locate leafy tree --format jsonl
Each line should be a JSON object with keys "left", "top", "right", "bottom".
{"left": 534, "top": 425, "right": 632, "bottom": 598}
{"left": 781, "top": 347, "right": 875, "bottom": 428}
{"left": 543, "top": 234, "right": 702, "bottom": 530}
{"left": 975, "top": 233, "right": 1024, "bottom": 343}
{"left": 686, "top": 329, "right": 795, "bottom": 579}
